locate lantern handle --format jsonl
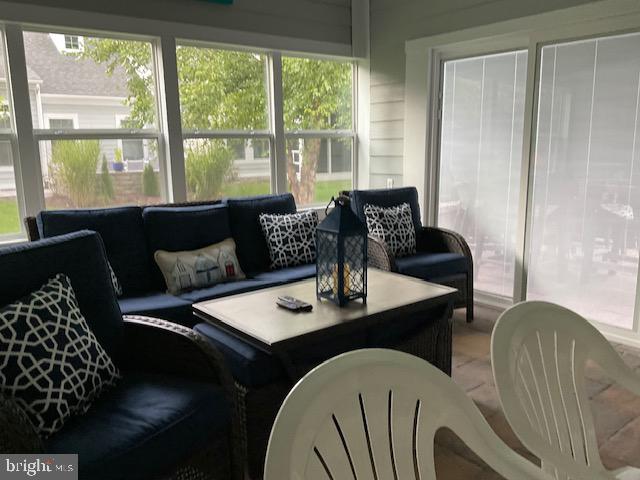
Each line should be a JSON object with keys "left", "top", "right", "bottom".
{"left": 324, "top": 195, "right": 351, "bottom": 216}
{"left": 325, "top": 196, "right": 335, "bottom": 216}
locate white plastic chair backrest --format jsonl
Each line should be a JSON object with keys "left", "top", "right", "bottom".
{"left": 492, "top": 301, "right": 640, "bottom": 480}
{"left": 264, "top": 348, "right": 555, "bottom": 480}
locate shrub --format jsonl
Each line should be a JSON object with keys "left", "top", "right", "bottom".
{"left": 99, "top": 155, "right": 115, "bottom": 201}
{"left": 142, "top": 163, "right": 160, "bottom": 197}
{"left": 185, "top": 140, "right": 234, "bottom": 200}
{"left": 51, "top": 140, "right": 100, "bottom": 207}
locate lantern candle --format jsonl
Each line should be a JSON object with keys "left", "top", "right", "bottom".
{"left": 332, "top": 263, "right": 350, "bottom": 296}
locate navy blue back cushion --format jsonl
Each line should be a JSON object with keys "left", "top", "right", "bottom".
{"left": 225, "top": 193, "right": 297, "bottom": 274}
{"left": 142, "top": 204, "right": 232, "bottom": 290}
{"left": 0, "top": 231, "right": 123, "bottom": 361}
{"left": 351, "top": 187, "right": 422, "bottom": 230}
{"left": 36, "top": 207, "right": 151, "bottom": 296}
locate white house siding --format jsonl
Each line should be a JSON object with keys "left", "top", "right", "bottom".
{"left": 369, "top": 0, "right": 602, "bottom": 188}
{"left": 16, "top": 0, "right": 352, "bottom": 46}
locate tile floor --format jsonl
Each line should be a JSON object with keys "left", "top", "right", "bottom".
{"left": 437, "top": 305, "right": 640, "bottom": 479}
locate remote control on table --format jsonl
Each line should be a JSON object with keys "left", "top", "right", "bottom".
{"left": 276, "top": 296, "right": 313, "bottom": 312}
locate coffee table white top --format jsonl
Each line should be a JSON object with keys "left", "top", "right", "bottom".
{"left": 193, "top": 268, "right": 456, "bottom": 349}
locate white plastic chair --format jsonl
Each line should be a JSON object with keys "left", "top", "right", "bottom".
{"left": 264, "top": 348, "right": 590, "bottom": 480}
{"left": 492, "top": 301, "right": 640, "bottom": 480}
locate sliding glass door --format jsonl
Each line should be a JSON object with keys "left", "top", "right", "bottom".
{"left": 438, "top": 51, "right": 527, "bottom": 297}
{"left": 435, "top": 31, "right": 640, "bottom": 332}
{"left": 527, "top": 33, "right": 640, "bottom": 329}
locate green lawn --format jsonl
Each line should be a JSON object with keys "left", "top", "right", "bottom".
{"left": 222, "top": 178, "right": 352, "bottom": 204}
{"left": 0, "top": 198, "right": 20, "bottom": 236}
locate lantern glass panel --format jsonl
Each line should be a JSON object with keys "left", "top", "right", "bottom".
{"left": 316, "top": 231, "right": 339, "bottom": 303}
{"left": 343, "top": 233, "right": 366, "bottom": 298}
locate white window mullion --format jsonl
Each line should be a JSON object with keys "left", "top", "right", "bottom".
{"left": 5, "top": 24, "right": 44, "bottom": 217}
{"left": 269, "top": 52, "right": 287, "bottom": 195}
{"left": 513, "top": 41, "right": 541, "bottom": 304}
{"left": 156, "top": 35, "right": 186, "bottom": 203}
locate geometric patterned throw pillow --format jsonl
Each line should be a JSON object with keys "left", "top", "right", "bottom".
{"left": 259, "top": 210, "right": 319, "bottom": 270}
{"left": 364, "top": 202, "right": 417, "bottom": 258}
{"left": 0, "top": 274, "right": 120, "bottom": 437}
{"left": 107, "top": 262, "right": 123, "bottom": 297}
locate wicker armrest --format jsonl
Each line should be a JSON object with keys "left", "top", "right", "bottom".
{"left": 367, "top": 234, "right": 396, "bottom": 271}
{"left": 418, "top": 227, "right": 472, "bottom": 258}
{"left": 418, "top": 226, "right": 474, "bottom": 279}
{"left": 0, "top": 394, "right": 43, "bottom": 453}
{"left": 121, "top": 315, "right": 234, "bottom": 395}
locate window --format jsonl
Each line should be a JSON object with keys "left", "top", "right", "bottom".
{"left": 282, "top": 56, "right": 354, "bottom": 205}
{"left": 47, "top": 115, "right": 77, "bottom": 130}
{"left": 527, "top": 32, "right": 640, "bottom": 329}
{"left": 0, "top": 33, "right": 21, "bottom": 240}
{"left": 64, "top": 35, "right": 80, "bottom": 51}
{"left": 438, "top": 51, "right": 527, "bottom": 297}
{"left": 177, "top": 45, "right": 271, "bottom": 200}
{"left": 24, "top": 30, "right": 164, "bottom": 208}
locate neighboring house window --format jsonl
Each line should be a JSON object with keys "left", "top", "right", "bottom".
{"left": 64, "top": 35, "right": 80, "bottom": 51}
{"left": 48, "top": 118, "right": 75, "bottom": 130}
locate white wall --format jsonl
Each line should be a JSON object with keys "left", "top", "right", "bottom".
{"left": 368, "top": 0, "right": 603, "bottom": 188}
{"left": 14, "top": 0, "right": 352, "bottom": 47}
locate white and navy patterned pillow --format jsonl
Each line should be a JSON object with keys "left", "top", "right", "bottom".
{"left": 259, "top": 210, "right": 319, "bottom": 269}
{"left": 0, "top": 274, "right": 120, "bottom": 437}
{"left": 364, "top": 202, "right": 417, "bottom": 257}
{"left": 107, "top": 262, "right": 123, "bottom": 297}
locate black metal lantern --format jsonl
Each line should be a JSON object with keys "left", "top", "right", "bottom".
{"left": 316, "top": 195, "right": 367, "bottom": 307}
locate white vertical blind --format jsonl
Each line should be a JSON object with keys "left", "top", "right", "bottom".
{"left": 438, "top": 50, "right": 527, "bottom": 297}
{"left": 528, "top": 33, "right": 640, "bottom": 329}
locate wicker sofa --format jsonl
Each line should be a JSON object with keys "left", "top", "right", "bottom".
{"left": 0, "top": 231, "right": 239, "bottom": 480}
{"left": 348, "top": 187, "right": 474, "bottom": 322}
{"left": 23, "top": 192, "right": 457, "bottom": 479}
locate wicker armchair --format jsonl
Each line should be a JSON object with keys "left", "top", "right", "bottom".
{"left": 349, "top": 187, "right": 474, "bottom": 322}
{"left": 0, "top": 231, "right": 240, "bottom": 480}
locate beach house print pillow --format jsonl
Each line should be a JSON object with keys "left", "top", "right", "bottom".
{"left": 154, "top": 238, "right": 245, "bottom": 295}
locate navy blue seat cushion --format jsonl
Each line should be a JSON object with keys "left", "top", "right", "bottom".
{"left": 225, "top": 193, "right": 297, "bottom": 274}
{"left": 45, "top": 372, "right": 229, "bottom": 480}
{"left": 179, "top": 278, "right": 277, "bottom": 303}
{"left": 251, "top": 264, "right": 316, "bottom": 284}
{"left": 395, "top": 252, "right": 468, "bottom": 281}
{"left": 118, "top": 293, "right": 193, "bottom": 326}
{"left": 0, "top": 231, "right": 123, "bottom": 360}
{"left": 142, "top": 204, "right": 231, "bottom": 290}
{"left": 36, "top": 207, "right": 152, "bottom": 296}
{"left": 351, "top": 187, "right": 422, "bottom": 230}
{"left": 194, "top": 323, "right": 284, "bottom": 387}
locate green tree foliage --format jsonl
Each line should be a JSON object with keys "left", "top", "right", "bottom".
{"left": 142, "top": 163, "right": 160, "bottom": 197}
{"left": 52, "top": 140, "right": 100, "bottom": 207}
{"left": 80, "top": 39, "right": 156, "bottom": 128}
{"left": 81, "top": 41, "right": 352, "bottom": 203}
{"left": 185, "top": 140, "right": 234, "bottom": 200}
{"left": 100, "top": 154, "right": 115, "bottom": 201}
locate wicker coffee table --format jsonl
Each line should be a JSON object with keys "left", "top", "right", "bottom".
{"left": 193, "top": 268, "right": 456, "bottom": 379}
{"left": 193, "top": 268, "right": 457, "bottom": 478}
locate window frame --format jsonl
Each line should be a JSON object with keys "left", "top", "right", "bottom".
{"left": 0, "top": 15, "right": 359, "bottom": 242}
{"left": 175, "top": 40, "right": 275, "bottom": 200}
{"left": 281, "top": 54, "right": 357, "bottom": 206}
{"left": 22, "top": 27, "right": 168, "bottom": 207}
